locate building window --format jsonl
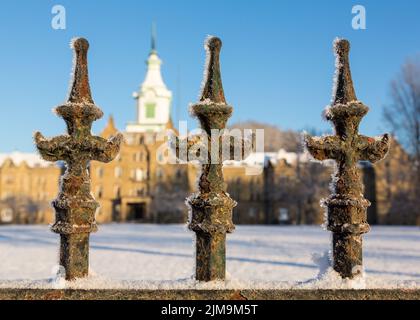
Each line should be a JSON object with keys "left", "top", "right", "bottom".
{"left": 96, "top": 186, "right": 103, "bottom": 199}
{"left": 133, "top": 169, "right": 144, "bottom": 182}
{"left": 0, "top": 208, "right": 13, "bottom": 223}
{"left": 133, "top": 152, "right": 143, "bottom": 162}
{"left": 136, "top": 188, "right": 145, "bottom": 197}
{"left": 145, "top": 133, "right": 154, "bottom": 144}
{"left": 145, "top": 103, "right": 156, "bottom": 119}
{"left": 1, "top": 192, "right": 11, "bottom": 200}
{"left": 249, "top": 207, "right": 256, "bottom": 218}
{"left": 4, "top": 175, "right": 13, "bottom": 184}
{"left": 115, "top": 167, "right": 122, "bottom": 178}
{"left": 156, "top": 168, "right": 163, "bottom": 180}
{"left": 279, "top": 208, "right": 289, "bottom": 222}
{"left": 96, "top": 167, "right": 104, "bottom": 178}
{"left": 175, "top": 169, "right": 182, "bottom": 179}
{"left": 114, "top": 185, "right": 121, "bottom": 198}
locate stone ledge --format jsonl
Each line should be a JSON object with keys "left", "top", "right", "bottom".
{"left": 0, "top": 289, "right": 419, "bottom": 300}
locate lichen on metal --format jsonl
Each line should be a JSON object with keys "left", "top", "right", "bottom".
{"left": 172, "top": 36, "right": 252, "bottom": 281}
{"left": 304, "top": 39, "right": 390, "bottom": 279}
{"left": 34, "top": 38, "right": 123, "bottom": 280}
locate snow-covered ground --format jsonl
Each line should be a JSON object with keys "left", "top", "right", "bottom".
{"left": 0, "top": 224, "right": 419, "bottom": 289}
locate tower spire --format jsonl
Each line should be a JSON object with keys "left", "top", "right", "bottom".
{"left": 151, "top": 22, "right": 157, "bottom": 54}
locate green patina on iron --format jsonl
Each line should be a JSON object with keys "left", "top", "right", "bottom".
{"left": 172, "top": 37, "right": 253, "bottom": 281}
{"left": 189, "top": 37, "right": 235, "bottom": 281}
{"left": 304, "top": 39, "right": 390, "bottom": 279}
{"left": 34, "top": 38, "right": 123, "bottom": 280}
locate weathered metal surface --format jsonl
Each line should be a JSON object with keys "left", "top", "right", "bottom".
{"left": 34, "top": 38, "right": 123, "bottom": 280}
{"left": 172, "top": 37, "right": 254, "bottom": 281}
{"left": 304, "top": 39, "right": 390, "bottom": 279}
{"left": 0, "top": 289, "right": 419, "bottom": 300}
{"left": 188, "top": 37, "right": 237, "bottom": 281}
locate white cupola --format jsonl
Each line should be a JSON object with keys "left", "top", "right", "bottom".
{"left": 127, "top": 24, "right": 172, "bottom": 133}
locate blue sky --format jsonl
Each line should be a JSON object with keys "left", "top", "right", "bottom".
{"left": 0, "top": 0, "right": 419, "bottom": 152}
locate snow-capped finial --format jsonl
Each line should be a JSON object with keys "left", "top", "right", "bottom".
{"left": 68, "top": 37, "right": 94, "bottom": 104}
{"left": 34, "top": 37, "right": 123, "bottom": 281}
{"left": 304, "top": 37, "right": 391, "bottom": 280}
{"left": 332, "top": 38, "right": 357, "bottom": 105}
{"left": 200, "top": 36, "right": 226, "bottom": 104}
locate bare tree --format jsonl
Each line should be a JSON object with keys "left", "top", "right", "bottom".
{"left": 384, "top": 57, "right": 420, "bottom": 176}
{"left": 383, "top": 56, "right": 420, "bottom": 224}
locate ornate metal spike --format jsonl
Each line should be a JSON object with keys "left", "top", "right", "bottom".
{"left": 171, "top": 36, "right": 255, "bottom": 281}
{"left": 34, "top": 38, "right": 123, "bottom": 280}
{"left": 200, "top": 36, "right": 226, "bottom": 104}
{"left": 304, "top": 38, "right": 390, "bottom": 279}
{"left": 333, "top": 39, "right": 357, "bottom": 105}
{"left": 68, "top": 38, "right": 94, "bottom": 104}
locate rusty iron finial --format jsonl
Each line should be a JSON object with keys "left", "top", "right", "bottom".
{"left": 200, "top": 36, "right": 226, "bottom": 104}
{"left": 68, "top": 38, "right": 94, "bottom": 104}
{"left": 332, "top": 38, "right": 357, "bottom": 105}
{"left": 34, "top": 37, "right": 123, "bottom": 280}
{"left": 171, "top": 36, "right": 253, "bottom": 281}
{"left": 304, "top": 38, "right": 390, "bottom": 279}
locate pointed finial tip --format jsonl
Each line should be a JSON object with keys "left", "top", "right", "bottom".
{"left": 205, "top": 36, "right": 222, "bottom": 51}
{"left": 199, "top": 35, "right": 226, "bottom": 104}
{"left": 332, "top": 38, "right": 357, "bottom": 105}
{"left": 66, "top": 37, "right": 94, "bottom": 104}
{"left": 334, "top": 38, "right": 350, "bottom": 56}
{"left": 71, "top": 37, "right": 89, "bottom": 52}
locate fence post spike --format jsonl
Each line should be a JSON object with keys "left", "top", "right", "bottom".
{"left": 34, "top": 37, "right": 123, "bottom": 280}
{"left": 170, "top": 36, "right": 253, "bottom": 281}
{"left": 304, "top": 38, "right": 390, "bottom": 278}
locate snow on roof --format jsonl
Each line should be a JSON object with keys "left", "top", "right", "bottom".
{"left": 224, "top": 149, "right": 310, "bottom": 168}
{"left": 0, "top": 152, "right": 55, "bottom": 168}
